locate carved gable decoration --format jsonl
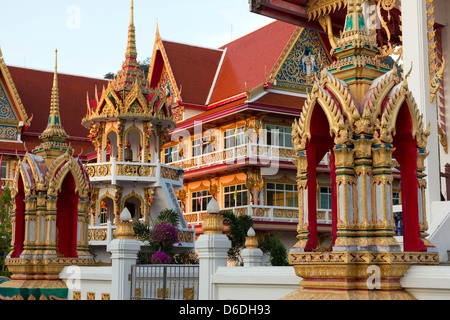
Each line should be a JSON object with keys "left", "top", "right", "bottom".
{"left": 0, "top": 82, "right": 18, "bottom": 122}
{"left": 0, "top": 49, "right": 30, "bottom": 141}
{"left": 273, "top": 28, "right": 333, "bottom": 93}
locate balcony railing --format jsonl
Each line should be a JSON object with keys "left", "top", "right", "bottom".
{"left": 168, "top": 144, "right": 331, "bottom": 171}
{"left": 167, "top": 144, "right": 305, "bottom": 171}
{"left": 85, "top": 161, "right": 183, "bottom": 186}
{"left": 183, "top": 205, "right": 332, "bottom": 226}
{"left": 87, "top": 222, "right": 195, "bottom": 248}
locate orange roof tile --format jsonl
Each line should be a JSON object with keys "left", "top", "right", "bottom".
{"left": 208, "top": 21, "right": 298, "bottom": 104}
{"left": 161, "top": 40, "right": 223, "bottom": 106}
{"left": 8, "top": 66, "right": 108, "bottom": 139}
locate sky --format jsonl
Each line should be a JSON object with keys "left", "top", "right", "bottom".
{"left": 0, "top": 0, "right": 274, "bottom": 79}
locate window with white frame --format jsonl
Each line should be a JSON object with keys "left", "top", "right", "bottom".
{"left": 266, "top": 125, "right": 293, "bottom": 148}
{"left": 202, "top": 136, "right": 213, "bottom": 155}
{"left": 164, "top": 144, "right": 182, "bottom": 163}
{"left": 223, "top": 184, "right": 248, "bottom": 208}
{"left": 191, "top": 190, "right": 212, "bottom": 212}
{"left": 192, "top": 138, "right": 202, "bottom": 157}
{"left": 224, "top": 126, "right": 247, "bottom": 149}
{"left": 266, "top": 183, "right": 298, "bottom": 208}
{"left": 319, "top": 186, "right": 332, "bottom": 210}
{"left": 1, "top": 161, "right": 8, "bottom": 179}
{"left": 99, "top": 201, "right": 108, "bottom": 224}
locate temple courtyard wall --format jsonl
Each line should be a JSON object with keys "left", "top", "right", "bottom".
{"left": 58, "top": 263, "right": 450, "bottom": 300}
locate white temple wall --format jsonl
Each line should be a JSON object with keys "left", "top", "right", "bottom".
{"left": 58, "top": 264, "right": 450, "bottom": 300}
{"left": 436, "top": 0, "right": 450, "bottom": 200}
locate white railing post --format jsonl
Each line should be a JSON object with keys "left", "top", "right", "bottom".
{"left": 110, "top": 209, "right": 141, "bottom": 300}
{"left": 196, "top": 199, "right": 231, "bottom": 300}
{"left": 111, "top": 158, "right": 116, "bottom": 185}
{"left": 241, "top": 228, "right": 263, "bottom": 267}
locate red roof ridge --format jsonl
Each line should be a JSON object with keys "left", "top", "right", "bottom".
{"left": 161, "top": 39, "right": 224, "bottom": 52}
{"left": 6, "top": 64, "right": 106, "bottom": 81}
{"left": 218, "top": 20, "right": 281, "bottom": 49}
{"left": 207, "top": 20, "right": 298, "bottom": 105}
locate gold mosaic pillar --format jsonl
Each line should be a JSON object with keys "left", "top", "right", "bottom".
{"left": 21, "top": 195, "right": 37, "bottom": 257}
{"left": 371, "top": 141, "right": 400, "bottom": 250}
{"left": 34, "top": 189, "right": 48, "bottom": 257}
{"left": 332, "top": 144, "right": 357, "bottom": 250}
{"left": 291, "top": 152, "right": 310, "bottom": 252}
{"left": 117, "top": 120, "right": 125, "bottom": 162}
{"left": 113, "top": 186, "right": 123, "bottom": 225}
{"left": 417, "top": 147, "right": 435, "bottom": 250}
{"left": 43, "top": 195, "right": 58, "bottom": 257}
{"left": 76, "top": 197, "right": 91, "bottom": 258}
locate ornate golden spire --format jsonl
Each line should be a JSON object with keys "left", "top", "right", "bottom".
{"left": 126, "top": 0, "right": 137, "bottom": 60}
{"left": 34, "top": 50, "right": 72, "bottom": 164}
{"left": 110, "top": 0, "right": 151, "bottom": 94}
{"left": 327, "top": 0, "right": 389, "bottom": 101}
{"left": 39, "top": 49, "right": 69, "bottom": 142}
{"left": 332, "top": 0, "right": 377, "bottom": 58}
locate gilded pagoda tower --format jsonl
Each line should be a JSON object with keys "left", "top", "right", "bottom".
{"left": 0, "top": 50, "right": 93, "bottom": 300}
{"left": 82, "top": 1, "right": 192, "bottom": 261}
{"left": 287, "top": 0, "right": 439, "bottom": 300}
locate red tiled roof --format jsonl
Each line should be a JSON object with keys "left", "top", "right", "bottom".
{"left": 8, "top": 66, "right": 108, "bottom": 138}
{"left": 161, "top": 40, "right": 223, "bottom": 106}
{"left": 208, "top": 21, "right": 298, "bottom": 104}
{"left": 155, "top": 21, "right": 299, "bottom": 108}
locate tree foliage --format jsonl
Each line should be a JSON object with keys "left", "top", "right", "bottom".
{"left": 0, "top": 187, "right": 12, "bottom": 277}
{"left": 219, "top": 210, "right": 253, "bottom": 265}
{"left": 259, "top": 234, "right": 289, "bottom": 266}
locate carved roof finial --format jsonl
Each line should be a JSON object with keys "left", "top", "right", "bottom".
{"left": 126, "top": 0, "right": 137, "bottom": 60}
{"left": 39, "top": 49, "right": 69, "bottom": 143}
{"left": 34, "top": 49, "right": 72, "bottom": 163}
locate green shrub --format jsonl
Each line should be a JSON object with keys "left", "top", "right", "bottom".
{"left": 259, "top": 235, "right": 289, "bottom": 266}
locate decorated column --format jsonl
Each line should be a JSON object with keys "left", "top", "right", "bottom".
{"left": 291, "top": 150, "right": 310, "bottom": 252}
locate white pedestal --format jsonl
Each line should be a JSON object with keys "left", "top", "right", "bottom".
{"left": 110, "top": 238, "right": 141, "bottom": 300}
{"left": 196, "top": 233, "right": 231, "bottom": 300}
{"left": 242, "top": 248, "right": 264, "bottom": 267}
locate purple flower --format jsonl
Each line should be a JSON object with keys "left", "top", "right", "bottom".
{"left": 149, "top": 222, "right": 179, "bottom": 250}
{"left": 151, "top": 251, "right": 172, "bottom": 264}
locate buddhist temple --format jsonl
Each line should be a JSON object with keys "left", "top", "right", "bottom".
{"left": 0, "top": 0, "right": 449, "bottom": 301}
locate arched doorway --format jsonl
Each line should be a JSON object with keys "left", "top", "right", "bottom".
{"left": 56, "top": 172, "right": 79, "bottom": 258}
{"left": 106, "top": 130, "right": 118, "bottom": 161}
{"left": 99, "top": 196, "right": 114, "bottom": 225}
{"left": 11, "top": 176, "right": 25, "bottom": 258}
{"left": 391, "top": 102, "right": 427, "bottom": 252}
{"left": 124, "top": 196, "right": 142, "bottom": 222}
{"left": 125, "top": 129, "right": 142, "bottom": 162}
{"left": 304, "top": 103, "right": 336, "bottom": 251}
